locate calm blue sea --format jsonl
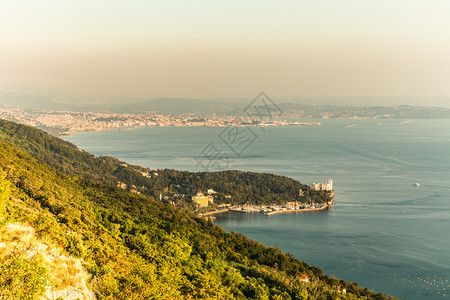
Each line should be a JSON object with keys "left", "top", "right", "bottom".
{"left": 65, "top": 119, "right": 450, "bottom": 300}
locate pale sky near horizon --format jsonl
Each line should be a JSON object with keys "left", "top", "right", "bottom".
{"left": 1, "top": 1, "right": 449, "bottom": 102}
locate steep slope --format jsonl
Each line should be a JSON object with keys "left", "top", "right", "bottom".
{"left": 0, "top": 122, "right": 397, "bottom": 299}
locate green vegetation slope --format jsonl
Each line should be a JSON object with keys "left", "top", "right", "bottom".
{"left": 0, "top": 120, "right": 397, "bottom": 299}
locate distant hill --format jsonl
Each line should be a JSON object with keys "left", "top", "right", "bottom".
{"left": 111, "top": 97, "right": 243, "bottom": 114}
{"left": 278, "top": 103, "right": 450, "bottom": 119}
{"left": 0, "top": 119, "right": 397, "bottom": 299}
{"left": 1, "top": 88, "right": 449, "bottom": 117}
{"left": 0, "top": 93, "right": 78, "bottom": 111}
{"left": 0, "top": 91, "right": 244, "bottom": 114}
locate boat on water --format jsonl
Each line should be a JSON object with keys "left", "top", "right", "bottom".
{"left": 413, "top": 182, "right": 420, "bottom": 187}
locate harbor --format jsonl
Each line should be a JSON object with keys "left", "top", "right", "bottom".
{"left": 197, "top": 200, "right": 333, "bottom": 218}
{"left": 230, "top": 201, "right": 332, "bottom": 216}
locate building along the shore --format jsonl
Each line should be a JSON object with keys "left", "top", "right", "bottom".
{"left": 311, "top": 179, "right": 333, "bottom": 191}
{"left": 192, "top": 191, "right": 213, "bottom": 207}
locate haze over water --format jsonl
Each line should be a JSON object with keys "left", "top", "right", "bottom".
{"left": 65, "top": 119, "right": 450, "bottom": 299}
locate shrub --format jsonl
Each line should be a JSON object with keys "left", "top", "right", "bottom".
{"left": 0, "top": 250, "right": 48, "bottom": 299}
{"left": 64, "top": 231, "right": 86, "bottom": 258}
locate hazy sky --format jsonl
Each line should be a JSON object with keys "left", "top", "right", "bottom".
{"left": 1, "top": 1, "right": 449, "bottom": 100}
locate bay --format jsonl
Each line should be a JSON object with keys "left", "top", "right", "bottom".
{"left": 64, "top": 119, "right": 450, "bottom": 299}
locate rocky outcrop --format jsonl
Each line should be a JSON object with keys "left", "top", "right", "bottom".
{"left": 0, "top": 223, "right": 96, "bottom": 300}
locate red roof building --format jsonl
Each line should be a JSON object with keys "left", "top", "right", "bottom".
{"left": 300, "top": 274, "right": 310, "bottom": 282}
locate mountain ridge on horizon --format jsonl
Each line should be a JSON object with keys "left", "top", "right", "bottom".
{"left": 1, "top": 87, "right": 450, "bottom": 111}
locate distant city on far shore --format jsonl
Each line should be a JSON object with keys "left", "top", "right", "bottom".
{"left": 1, "top": 99, "right": 450, "bottom": 136}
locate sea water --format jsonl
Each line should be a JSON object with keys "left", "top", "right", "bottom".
{"left": 65, "top": 119, "right": 450, "bottom": 299}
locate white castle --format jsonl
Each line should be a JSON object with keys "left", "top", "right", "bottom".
{"left": 311, "top": 179, "right": 333, "bottom": 191}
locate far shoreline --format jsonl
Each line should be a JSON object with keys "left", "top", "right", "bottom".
{"left": 58, "top": 122, "right": 322, "bottom": 137}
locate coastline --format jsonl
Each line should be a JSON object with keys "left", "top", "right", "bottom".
{"left": 197, "top": 201, "right": 333, "bottom": 218}
{"left": 59, "top": 122, "right": 321, "bottom": 137}
{"left": 197, "top": 208, "right": 230, "bottom": 217}
{"left": 265, "top": 202, "right": 331, "bottom": 216}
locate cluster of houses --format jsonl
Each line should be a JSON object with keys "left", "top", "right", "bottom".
{"left": 117, "top": 181, "right": 141, "bottom": 194}
{"left": 117, "top": 182, "right": 228, "bottom": 208}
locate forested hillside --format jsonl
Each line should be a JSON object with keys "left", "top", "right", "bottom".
{"left": 0, "top": 119, "right": 330, "bottom": 205}
{"left": 147, "top": 169, "right": 331, "bottom": 205}
{"left": 0, "top": 120, "right": 397, "bottom": 299}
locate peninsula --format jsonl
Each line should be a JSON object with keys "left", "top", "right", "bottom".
{"left": 196, "top": 182, "right": 335, "bottom": 217}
